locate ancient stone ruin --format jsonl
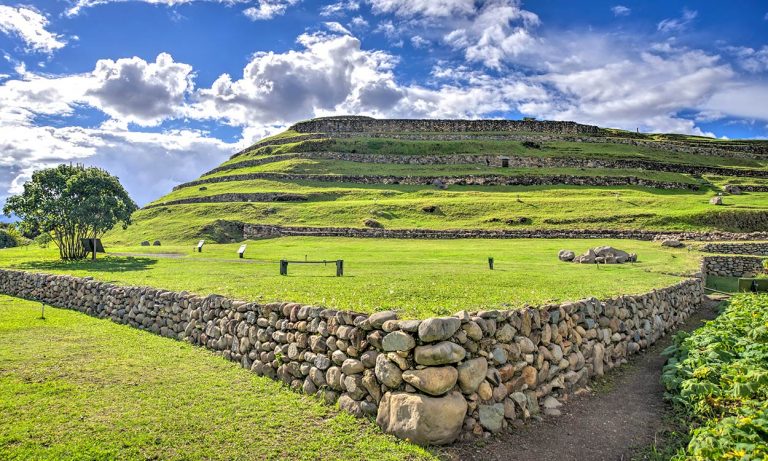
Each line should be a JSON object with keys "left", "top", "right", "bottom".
{"left": 559, "top": 246, "right": 637, "bottom": 264}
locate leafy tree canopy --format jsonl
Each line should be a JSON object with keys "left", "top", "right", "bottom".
{"left": 3, "top": 164, "right": 138, "bottom": 260}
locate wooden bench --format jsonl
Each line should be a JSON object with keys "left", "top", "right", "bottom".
{"left": 279, "top": 259, "right": 344, "bottom": 276}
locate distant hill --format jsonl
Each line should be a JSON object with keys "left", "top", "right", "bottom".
{"left": 108, "top": 116, "right": 768, "bottom": 244}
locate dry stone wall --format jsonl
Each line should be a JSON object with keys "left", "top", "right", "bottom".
{"left": 0, "top": 269, "right": 704, "bottom": 445}
{"left": 701, "top": 256, "right": 766, "bottom": 277}
{"left": 330, "top": 132, "right": 768, "bottom": 160}
{"left": 700, "top": 242, "right": 768, "bottom": 256}
{"left": 290, "top": 118, "right": 601, "bottom": 136}
{"left": 144, "top": 193, "right": 310, "bottom": 209}
{"left": 204, "top": 151, "right": 768, "bottom": 180}
{"left": 175, "top": 171, "right": 697, "bottom": 192}
{"left": 243, "top": 223, "right": 768, "bottom": 242}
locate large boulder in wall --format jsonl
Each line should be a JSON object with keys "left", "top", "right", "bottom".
{"left": 376, "top": 391, "right": 467, "bottom": 446}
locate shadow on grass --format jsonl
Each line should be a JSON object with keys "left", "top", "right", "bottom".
{"left": 12, "top": 256, "right": 157, "bottom": 273}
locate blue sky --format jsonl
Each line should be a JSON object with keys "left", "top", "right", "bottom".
{"left": 0, "top": 0, "right": 767, "bottom": 207}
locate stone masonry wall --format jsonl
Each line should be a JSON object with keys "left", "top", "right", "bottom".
{"left": 701, "top": 256, "right": 766, "bottom": 277}
{"left": 0, "top": 269, "right": 703, "bottom": 445}
{"left": 243, "top": 223, "right": 768, "bottom": 242}
{"left": 174, "top": 171, "right": 697, "bottom": 192}
{"left": 700, "top": 242, "right": 768, "bottom": 256}
{"left": 290, "top": 118, "right": 601, "bottom": 136}
{"left": 202, "top": 151, "right": 768, "bottom": 180}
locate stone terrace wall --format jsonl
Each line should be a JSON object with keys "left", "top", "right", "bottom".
{"left": 0, "top": 268, "right": 702, "bottom": 445}
{"left": 290, "top": 118, "right": 601, "bottom": 136}
{"left": 701, "top": 256, "right": 766, "bottom": 277}
{"left": 700, "top": 242, "right": 768, "bottom": 256}
{"left": 326, "top": 131, "right": 768, "bottom": 159}
{"left": 174, "top": 171, "right": 698, "bottom": 192}
{"left": 243, "top": 223, "right": 768, "bottom": 242}
{"left": 203, "top": 151, "right": 768, "bottom": 180}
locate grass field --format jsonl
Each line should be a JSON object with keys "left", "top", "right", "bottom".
{"left": 232, "top": 136, "right": 768, "bottom": 170}
{"left": 201, "top": 158, "right": 702, "bottom": 185}
{"left": 0, "top": 296, "right": 432, "bottom": 460}
{"left": 0, "top": 238, "right": 700, "bottom": 318}
{"left": 132, "top": 181, "right": 768, "bottom": 244}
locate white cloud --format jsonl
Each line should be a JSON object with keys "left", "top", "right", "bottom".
{"left": 369, "top": 0, "right": 539, "bottom": 70}
{"left": 657, "top": 9, "right": 697, "bottom": 33}
{"left": 535, "top": 48, "right": 732, "bottom": 135}
{"left": 324, "top": 22, "right": 352, "bottom": 35}
{"left": 410, "top": 35, "right": 429, "bottom": 48}
{"left": 66, "top": 0, "right": 253, "bottom": 17}
{"left": 350, "top": 16, "right": 369, "bottom": 28}
{"left": 0, "top": 53, "right": 194, "bottom": 128}
{"left": 445, "top": 1, "right": 540, "bottom": 69}
{"left": 611, "top": 5, "right": 630, "bottom": 17}
{"left": 0, "top": 124, "right": 235, "bottom": 206}
{"left": 704, "top": 84, "right": 768, "bottom": 121}
{"left": 243, "top": 0, "right": 299, "bottom": 20}
{"left": 369, "top": 0, "right": 475, "bottom": 18}
{"left": 0, "top": 6, "right": 66, "bottom": 53}
{"left": 86, "top": 53, "right": 194, "bottom": 125}
{"left": 727, "top": 46, "right": 768, "bottom": 73}
{"left": 320, "top": 0, "right": 359, "bottom": 16}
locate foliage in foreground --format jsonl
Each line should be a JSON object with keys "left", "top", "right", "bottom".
{"left": 661, "top": 295, "right": 768, "bottom": 460}
{"left": 3, "top": 164, "right": 137, "bottom": 260}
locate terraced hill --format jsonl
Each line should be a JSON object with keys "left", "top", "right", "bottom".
{"left": 109, "top": 116, "right": 768, "bottom": 244}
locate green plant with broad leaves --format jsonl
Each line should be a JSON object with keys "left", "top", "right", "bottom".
{"left": 3, "top": 164, "right": 137, "bottom": 260}
{"left": 661, "top": 294, "right": 768, "bottom": 460}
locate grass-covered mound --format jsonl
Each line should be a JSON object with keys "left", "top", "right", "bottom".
{"left": 0, "top": 296, "right": 432, "bottom": 460}
{"left": 113, "top": 120, "right": 768, "bottom": 244}
{"left": 0, "top": 238, "right": 699, "bottom": 318}
{"left": 661, "top": 294, "right": 768, "bottom": 460}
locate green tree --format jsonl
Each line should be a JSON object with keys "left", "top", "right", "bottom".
{"left": 3, "top": 165, "right": 138, "bottom": 260}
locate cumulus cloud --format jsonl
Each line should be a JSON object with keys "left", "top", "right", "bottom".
{"left": 657, "top": 9, "right": 697, "bottom": 33}
{"left": 320, "top": 0, "right": 359, "bottom": 16}
{"left": 86, "top": 53, "right": 194, "bottom": 125}
{"left": 0, "top": 5, "right": 67, "bottom": 53}
{"left": 369, "top": 0, "right": 475, "bottom": 17}
{"left": 611, "top": 5, "right": 630, "bottom": 17}
{"left": 368, "top": 0, "right": 539, "bottom": 70}
{"left": 0, "top": 124, "right": 235, "bottom": 206}
{"left": 535, "top": 49, "right": 733, "bottom": 135}
{"left": 243, "top": 0, "right": 300, "bottom": 20}
{"left": 727, "top": 46, "right": 768, "bottom": 73}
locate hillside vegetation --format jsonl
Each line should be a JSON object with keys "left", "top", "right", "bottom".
{"left": 108, "top": 117, "right": 768, "bottom": 245}
{"left": 661, "top": 295, "right": 768, "bottom": 460}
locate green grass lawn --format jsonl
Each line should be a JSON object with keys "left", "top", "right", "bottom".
{"left": 0, "top": 295, "right": 432, "bottom": 461}
{"left": 231, "top": 135, "right": 768, "bottom": 170}
{"left": 201, "top": 158, "right": 702, "bottom": 185}
{"left": 0, "top": 238, "right": 700, "bottom": 318}
{"left": 133, "top": 181, "right": 768, "bottom": 243}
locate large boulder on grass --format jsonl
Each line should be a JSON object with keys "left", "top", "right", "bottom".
{"left": 364, "top": 218, "right": 383, "bottom": 228}
{"left": 558, "top": 250, "right": 575, "bottom": 262}
{"left": 710, "top": 196, "right": 723, "bottom": 205}
{"left": 376, "top": 391, "right": 467, "bottom": 445}
{"left": 660, "top": 239, "right": 684, "bottom": 248}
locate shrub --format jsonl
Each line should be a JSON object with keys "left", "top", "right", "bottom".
{"left": 661, "top": 295, "right": 768, "bottom": 460}
{"left": 522, "top": 140, "right": 542, "bottom": 149}
{"left": 34, "top": 233, "right": 53, "bottom": 248}
{"left": 0, "top": 229, "right": 16, "bottom": 249}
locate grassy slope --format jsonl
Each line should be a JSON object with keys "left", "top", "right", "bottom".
{"left": 201, "top": 158, "right": 702, "bottom": 185}
{"left": 231, "top": 137, "right": 768, "bottom": 170}
{"left": 0, "top": 238, "right": 699, "bottom": 318}
{"left": 0, "top": 296, "right": 432, "bottom": 460}
{"left": 123, "top": 182, "right": 768, "bottom": 244}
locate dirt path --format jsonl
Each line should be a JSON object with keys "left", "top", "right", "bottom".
{"left": 439, "top": 296, "right": 722, "bottom": 461}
